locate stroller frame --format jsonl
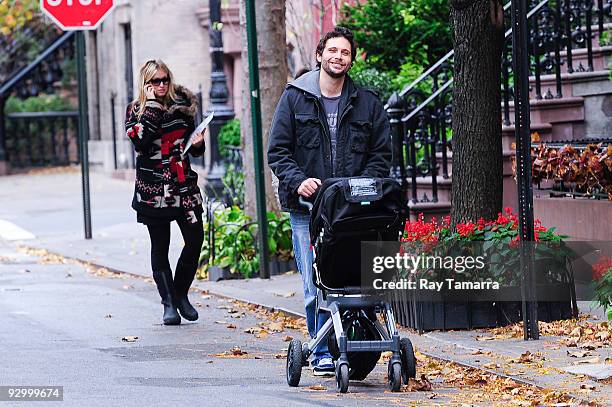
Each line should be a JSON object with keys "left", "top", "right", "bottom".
{"left": 286, "top": 190, "right": 416, "bottom": 393}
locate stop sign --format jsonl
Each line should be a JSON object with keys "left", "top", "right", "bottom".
{"left": 41, "top": 0, "right": 115, "bottom": 30}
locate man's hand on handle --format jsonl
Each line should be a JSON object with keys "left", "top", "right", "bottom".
{"left": 298, "top": 178, "right": 322, "bottom": 198}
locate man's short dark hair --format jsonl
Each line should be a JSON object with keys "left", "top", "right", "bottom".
{"left": 315, "top": 26, "right": 356, "bottom": 69}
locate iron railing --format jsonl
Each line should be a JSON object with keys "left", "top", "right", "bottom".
{"left": 5, "top": 111, "right": 79, "bottom": 168}
{"left": 386, "top": 0, "right": 612, "bottom": 205}
{"left": 0, "top": 31, "right": 76, "bottom": 170}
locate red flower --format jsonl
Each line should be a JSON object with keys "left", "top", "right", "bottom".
{"left": 456, "top": 222, "right": 476, "bottom": 238}
{"left": 592, "top": 256, "right": 612, "bottom": 281}
{"left": 509, "top": 235, "right": 520, "bottom": 249}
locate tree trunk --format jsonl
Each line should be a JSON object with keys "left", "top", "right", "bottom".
{"left": 450, "top": 0, "right": 505, "bottom": 223}
{"left": 240, "top": 0, "right": 286, "bottom": 218}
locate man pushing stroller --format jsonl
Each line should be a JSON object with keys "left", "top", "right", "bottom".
{"left": 267, "top": 26, "right": 391, "bottom": 376}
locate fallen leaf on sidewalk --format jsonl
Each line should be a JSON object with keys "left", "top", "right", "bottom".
{"left": 104, "top": 314, "right": 112, "bottom": 318}
{"left": 273, "top": 291, "right": 296, "bottom": 298}
{"left": 307, "top": 384, "right": 326, "bottom": 391}
{"left": 274, "top": 353, "right": 285, "bottom": 359}
{"left": 256, "top": 330, "right": 269, "bottom": 339}
{"left": 226, "top": 324, "right": 236, "bottom": 329}
{"left": 268, "top": 322, "right": 285, "bottom": 332}
{"left": 476, "top": 336, "right": 497, "bottom": 341}
{"left": 573, "top": 357, "right": 600, "bottom": 365}
{"left": 244, "top": 327, "right": 260, "bottom": 334}
{"left": 122, "top": 336, "right": 138, "bottom": 342}
{"left": 579, "top": 384, "right": 596, "bottom": 391}
{"left": 483, "top": 362, "right": 500, "bottom": 369}
{"left": 214, "top": 346, "right": 247, "bottom": 358}
{"left": 215, "top": 320, "right": 227, "bottom": 325}
{"left": 567, "top": 350, "right": 592, "bottom": 358}
{"left": 282, "top": 335, "right": 293, "bottom": 342}
{"left": 403, "top": 375, "right": 432, "bottom": 392}
{"left": 471, "top": 350, "right": 492, "bottom": 356}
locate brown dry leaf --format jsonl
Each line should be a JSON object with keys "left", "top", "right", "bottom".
{"left": 244, "top": 327, "right": 261, "bottom": 334}
{"left": 230, "top": 346, "right": 247, "bottom": 356}
{"left": 567, "top": 350, "right": 592, "bottom": 358}
{"left": 256, "top": 330, "right": 269, "bottom": 339}
{"left": 268, "top": 322, "right": 285, "bottom": 332}
{"left": 471, "top": 349, "right": 492, "bottom": 356}
{"left": 573, "top": 357, "right": 600, "bottom": 365}
{"left": 476, "top": 336, "right": 497, "bottom": 341}
{"left": 121, "top": 336, "right": 138, "bottom": 342}
{"left": 308, "top": 384, "right": 326, "bottom": 391}
{"left": 483, "top": 362, "right": 500, "bottom": 369}
{"left": 404, "top": 375, "right": 433, "bottom": 392}
{"left": 282, "top": 335, "right": 293, "bottom": 342}
{"left": 580, "top": 384, "right": 596, "bottom": 391}
{"left": 226, "top": 324, "right": 236, "bottom": 329}
{"left": 517, "top": 351, "right": 534, "bottom": 364}
{"left": 274, "top": 353, "right": 285, "bottom": 359}
{"left": 273, "top": 291, "right": 296, "bottom": 298}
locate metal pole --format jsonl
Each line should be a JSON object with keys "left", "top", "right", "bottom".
{"left": 511, "top": 0, "right": 538, "bottom": 340}
{"left": 244, "top": 0, "right": 270, "bottom": 279}
{"left": 76, "top": 32, "right": 92, "bottom": 240}
{"left": 111, "top": 93, "right": 117, "bottom": 170}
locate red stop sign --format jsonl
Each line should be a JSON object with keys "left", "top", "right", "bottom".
{"left": 41, "top": 0, "right": 115, "bottom": 30}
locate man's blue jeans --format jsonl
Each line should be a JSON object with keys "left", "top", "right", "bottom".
{"left": 289, "top": 212, "right": 331, "bottom": 363}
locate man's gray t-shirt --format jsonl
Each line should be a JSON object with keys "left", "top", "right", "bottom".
{"left": 321, "top": 95, "right": 341, "bottom": 174}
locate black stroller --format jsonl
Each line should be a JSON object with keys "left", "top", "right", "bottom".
{"left": 285, "top": 177, "right": 417, "bottom": 393}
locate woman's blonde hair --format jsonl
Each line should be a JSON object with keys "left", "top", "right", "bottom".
{"left": 133, "top": 59, "right": 177, "bottom": 120}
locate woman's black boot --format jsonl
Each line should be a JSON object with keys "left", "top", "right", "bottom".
{"left": 152, "top": 272, "right": 181, "bottom": 325}
{"left": 174, "top": 295, "right": 199, "bottom": 321}
{"left": 174, "top": 259, "right": 199, "bottom": 321}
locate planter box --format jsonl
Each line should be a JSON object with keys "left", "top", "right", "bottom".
{"left": 391, "top": 282, "right": 577, "bottom": 333}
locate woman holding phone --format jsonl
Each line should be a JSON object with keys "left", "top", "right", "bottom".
{"left": 125, "top": 59, "right": 205, "bottom": 325}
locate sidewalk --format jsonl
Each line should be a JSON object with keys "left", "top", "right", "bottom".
{"left": 0, "top": 170, "right": 610, "bottom": 402}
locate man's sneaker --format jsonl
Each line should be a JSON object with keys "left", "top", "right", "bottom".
{"left": 313, "top": 357, "right": 335, "bottom": 377}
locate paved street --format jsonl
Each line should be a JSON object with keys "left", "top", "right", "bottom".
{"left": 0, "top": 243, "right": 469, "bottom": 406}
{"left": 0, "top": 170, "right": 610, "bottom": 406}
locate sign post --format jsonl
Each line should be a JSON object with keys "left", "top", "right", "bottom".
{"left": 40, "top": 0, "right": 115, "bottom": 239}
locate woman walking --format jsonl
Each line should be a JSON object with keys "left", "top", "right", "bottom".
{"left": 125, "top": 59, "right": 205, "bottom": 325}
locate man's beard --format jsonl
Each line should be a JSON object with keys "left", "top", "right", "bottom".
{"left": 321, "top": 59, "right": 349, "bottom": 79}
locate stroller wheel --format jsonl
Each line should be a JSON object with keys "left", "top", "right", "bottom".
{"left": 400, "top": 337, "right": 417, "bottom": 382}
{"left": 387, "top": 361, "right": 402, "bottom": 392}
{"left": 336, "top": 362, "right": 349, "bottom": 393}
{"left": 286, "top": 339, "right": 303, "bottom": 387}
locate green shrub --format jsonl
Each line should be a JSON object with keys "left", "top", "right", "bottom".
{"left": 4, "top": 94, "right": 72, "bottom": 114}
{"left": 198, "top": 206, "right": 293, "bottom": 279}
{"left": 218, "top": 118, "right": 240, "bottom": 158}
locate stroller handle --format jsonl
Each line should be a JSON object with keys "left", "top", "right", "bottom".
{"left": 298, "top": 196, "right": 314, "bottom": 212}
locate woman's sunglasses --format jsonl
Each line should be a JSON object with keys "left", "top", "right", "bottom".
{"left": 148, "top": 77, "right": 169, "bottom": 86}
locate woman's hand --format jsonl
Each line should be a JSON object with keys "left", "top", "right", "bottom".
{"left": 145, "top": 84, "right": 156, "bottom": 99}
{"left": 192, "top": 129, "right": 206, "bottom": 148}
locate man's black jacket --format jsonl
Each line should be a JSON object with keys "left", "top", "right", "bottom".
{"left": 267, "top": 69, "right": 391, "bottom": 213}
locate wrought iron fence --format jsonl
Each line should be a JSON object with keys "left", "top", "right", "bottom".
{"left": 1, "top": 31, "right": 77, "bottom": 171}
{"left": 386, "top": 0, "right": 612, "bottom": 204}
{"left": 5, "top": 111, "right": 79, "bottom": 168}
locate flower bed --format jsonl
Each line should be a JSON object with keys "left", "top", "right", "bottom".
{"left": 392, "top": 209, "right": 578, "bottom": 332}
